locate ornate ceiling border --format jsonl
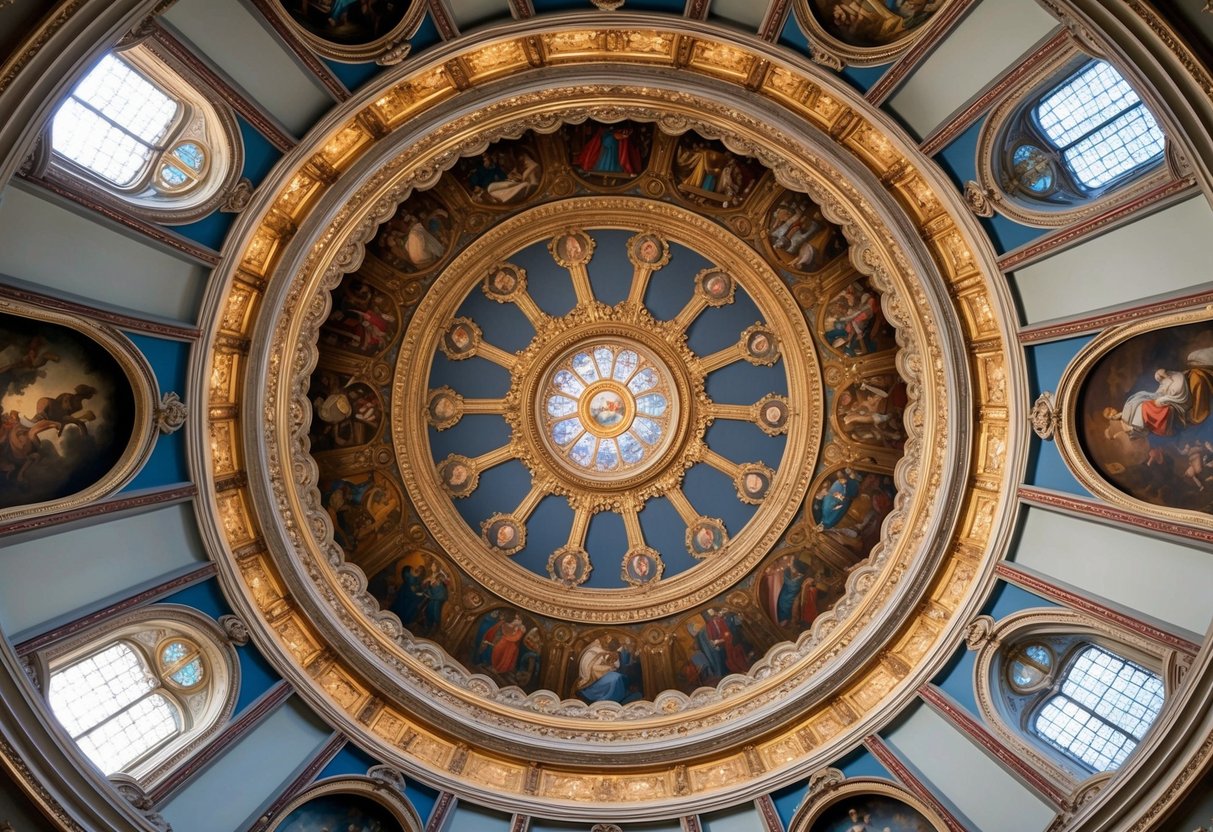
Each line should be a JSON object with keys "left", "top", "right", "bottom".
{"left": 190, "top": 18, "right": 1017, "bottom": 819}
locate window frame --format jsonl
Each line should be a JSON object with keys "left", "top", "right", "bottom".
{"left": 972, "top": 45, "right": 1176, "bottom": 229}
{"left": 36, "top": 605, "right": 239, "bottom": 789}
{"left": 31, "top": 40, "right": 244, "bottom": 226}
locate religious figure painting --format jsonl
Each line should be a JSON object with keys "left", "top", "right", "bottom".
{"left": 1078, "top": 320, "right": 1213, "bottom": 513}
{"left": 369, "top": 549, "right": 456, "bottom": 635}
{"left": 468, "top": 608, "right": 544, "bottom": 692}
{"left": 821, "top": 278, "right": 895, "bottom": 357}
{"left": 810, "top": 467, "right": 897, "bottom": 557}
{"left": 572, "top": 633, "right": 643, "bottom": 704}
{"left": 674, "top": 607, "right": 762, "bottom": 693}
{"left": 276, "top": 0, "right": 410, "bottom": 47}
{"left": 320, "top": 470, "right": 402, "bottom": 555}
{"left": 0, "top": 313, "right": 134, "bottom": 510}
{"left": 309, "top": 371, "right": 382, "bottom": 452}
{"left": 567, "top": 120, "right": 653, "bottom": 182}
{"left": 273, "top": 791, "right": 404, "bottom": 832}
{"left": 320, "top": 277, "right": 399, "bottom": 357}
{"left": 672, "top": 133, "right": 763, "bottom": 209}
{"left": 374, "top": 192, "right": 451, "bottom": 273}
{"left": 809, "top": 794, "right": 937, "bottom": 832}
{"left": 835, "top": 374, "right": 908, "bottom": 449}
{"left": 759, "top": 554, "right": 830, "bottom": 634}
{"left": 457, "top": 139, "right": 542, "bottom": 205}
{"left": 809, "top": 0, "right": 946, "bottom": 49}
{"left": 766, "top": 192, "right": 845, "bottom": 273}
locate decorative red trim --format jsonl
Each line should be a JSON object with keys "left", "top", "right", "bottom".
{"left": 245, "top": 732, "right": 348, "bottom": 832}
{"left": 508, "top": 0, "right": 534, "bottom": 19}
{"left": 149, "top": 22, "right": 297, "bottom": 153}
{"left": 684, "top": 0, "right": 711, "bottom": 21}
{"left": 758, "top": 0, "right": 793, "bottom": 41}
{"left": 1001, "top": 177, "right": 1197, "bottom": 274}
{"left": 1016, "top": 487, "right": 1213, "bottom": 552}
{"left": 996, "top": 570, "right": 1201, "bottom": 657}
{"left": 865, "top": 0, "right": 978, "bottom": 106}
{"left": 0, "top": 281, "right": 201, "bottom": 341}
{"left": 242, "top": 0, "right": 351, "bottom": 101}
{"left": 508, "top": 814, "right": 530, "bottom": 832}
{"left": 0, "top": 484, "right": 199, "bottom": 542}
{"left": 427, "top": 0, "right": 459, "bottom": 40}
{"left": 920, "top": 28, "right": 1070, "bottom": 157}
{"left": 755, "top": 793, "right": 784, "bottom": 832}
{"left": 918, "top": 684, "right": 1070, "bottom": 809}
{"left": 148, "top": 680, "right": 294, "bottom": 805}
{"left": 15, "top": 562, "right": 215, "bottom": 658}
{"left": 682, "top": 814, "right": 704, "bottom": 832}
{"left": 18, "top": 174, "right": 220, "bottom": 267}
{"left": 1018, "top": 281, "right": 1213, "bottom": 344}
{"left": 426, "top": 791, "right": 457, "bottom": 832}
{"left": 863, "top": 734, "right": 971, "bottom": 832}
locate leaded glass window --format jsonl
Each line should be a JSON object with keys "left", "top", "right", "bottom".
{"left": 1030, "top": 645, "right": 1164, "bottom": 773}
{"left": 48, "top": 641, "right": 182, "bottom": 774}
{"left": 1033, "top": 61, "right": 1165, "bottom": 190}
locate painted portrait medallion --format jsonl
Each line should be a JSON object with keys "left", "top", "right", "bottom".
{"left": 275, "top": 0, "right": 412, "bottom": 48}
{"left": 0, "top": 312, "right": 135, "bottom": 510}
{"left": 807, "top": 0, "right": 947, "bottom": 50}
{"left": 1077, "top": 319, "right": 1213, "bottom": 514}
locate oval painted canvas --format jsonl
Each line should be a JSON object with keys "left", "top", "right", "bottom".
{"left": 1078, "top": 320, "right": 1213, "bottom": 515}
{"left": 0, "top": 312, "right": 135, "bottom": 510}
{"left": 811, "top": 794, "right": 936, "bottom": 832}
{"left": 809, "top": 0, "right": 945, "bottom": 49}
{"left": 275, "top": 792, "right": 404, "bottom": 832}
{"left": 277, "top": 0, "right": 411, "bottom": 47}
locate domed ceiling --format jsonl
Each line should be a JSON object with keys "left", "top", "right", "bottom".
{"left": 199, "top": 18, "right": 1014, "bottom": 820}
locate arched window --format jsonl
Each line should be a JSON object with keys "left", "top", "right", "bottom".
{"left": 35, "top": 44, "right": 243, "bottom": 224}
{"left": 39, "top": 607, "right": 238, "bottom": 785}
{"left": 973, "top": 51, "right": 1173, "bottom": 226}
{"left": 971, "top": 609, "right": 1179, "bottom": 792}
{"left": 1023, "top": 642, "right": 1164, "bottom": 773}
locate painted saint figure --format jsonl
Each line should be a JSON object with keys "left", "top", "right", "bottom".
{"left": 575, "top": 636, "right": 641, "bottom": 704}
{"left": 574, "top": 124, "right": 644, "bottom": 176}
{"left": 1104, "top": 354, "right": 1213, "bottom": 439}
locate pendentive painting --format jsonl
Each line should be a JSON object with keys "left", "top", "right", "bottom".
{"left": 273, "top": 792, "right": 404, "bottom": 832}
{"left": 672, "top": 133, "right": 765, "bottom": 209}
{"left": 1078, "top": 319, "right": 1213, "bottom": 514}
{"left": 455, "top": 138, "right": 543, "bottom": 206}
{"left": 370, "top": 549, "right": 456, "bottom": 636}
{"left": 808, "top": 0, "right": 946, "bottom": 49}
{"left": 809, "top": 794, "right": 937, "bottom": 832}
{"left": 466, "top": 608, "right": 545, "bottom": 692}
{"left": 0, "top": 312, "right": 134, "bottom": 510}
{"left": 276, "top": 0, "right": 411, "bottom": 48}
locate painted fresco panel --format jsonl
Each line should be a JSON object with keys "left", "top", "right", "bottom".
{"left": 808, "top": 0, "right": 945, "bottom": 49}
{"left": 277, "top": 0, "right": 410, "bottom": 47}
{"left": 0, "top": 313, "right": 135, "bottom": 509}
{"left": 810, "top": 793, "right": 936, "bottom": 831}
{"left": 275, "top": 792, "right": 404, "bottom": 832}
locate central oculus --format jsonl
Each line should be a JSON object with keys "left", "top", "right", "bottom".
{"left": 540, "top": 338, "right": 676, "bottom": 479}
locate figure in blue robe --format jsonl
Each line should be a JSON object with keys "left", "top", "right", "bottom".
{"left": 813, "top": 469, "right": 860, "bottom": 529}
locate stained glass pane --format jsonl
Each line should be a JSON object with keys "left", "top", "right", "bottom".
{"left": 628, "top": 368, "right": 658, "bottom": 394}
{"left": 1010, "top": 659, "right": 1047, "bottom": 690}
{"left": 595, "top": 438, "right": 620, "bottom": 471}
{"left": 633, "top": 418, "right": 661, "bottom": 445}
{"left": 572, "top": 352, "right": 598, "bottom": 383}
{"left": 172, "top": 141, "right": 205, "bottom": 172}
{"left": 49, "top": 643, "right": 156, "bottom": 737}
{"left": 75, "top": 693, "right": 179, "bottom": 775}
{"left": 1025, "top": 644, "right": 1052, "bottom": 668}
{"left": 1011, "top": 144, "right": 1054, "bottom": 194}
{"left": 613, "top": 350, "right": 639, "bottom": 381}
{"left": 553, "top": 370, "right": 584, "bottom": 397}
{"left": 569, "top": 434, "right": 596, "bottom": 466}
{"left": 594, "top": 346, "right": 614, "bottom": 378}
{"left": 160, "top": 642, "right": 188, "bottom": 665}
{"left": 636, "top": 393, "right": 667, "bottom": 417}
{"left": 159, "top": 163, "right": 188, "bottom": 187}
{"left": 169, "top": 659, "right": 204, "bottom": 688}
{"left": 552, "top": 418, "right": 584, "bottom": 446}
{"left": 618, "top": 432, "right": 644, "bottom": 463}
{"left": 1063, "top": 106, "right": 1165, "bottom": 188}
{"left": 547, "top": 396, "right": 577, "bottom": 418}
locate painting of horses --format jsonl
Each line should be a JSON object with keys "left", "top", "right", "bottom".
{"left": 0, "top": 313, "right": 134, "bottom": 510}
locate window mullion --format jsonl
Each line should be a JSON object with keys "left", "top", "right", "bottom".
{"left": 1057, "top": 102, "right": 1141, "bottom": 155}
{"left": 70, "top": 95, "right": 154, "bottom": 152}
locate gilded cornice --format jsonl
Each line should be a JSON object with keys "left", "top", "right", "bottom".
{"left": 193, "top": 19, "right": 1015, "bottom": 818}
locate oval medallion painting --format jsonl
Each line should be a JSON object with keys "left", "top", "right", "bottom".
{"left": 277, "top": 0, "right": 411, "bottom": 47}
{"left": 272, "top": 792, "right": 404, "bottom": 832}
{"left": 807, "top": 0, "right": 946, "bottom": 49}
{"left": 1078, "top": 318, "right": 1213, "bottom": 515}
{"left": 0, "top": 312, "right": 135, "bottom": 510}
{"left": 810, "top": 794, "right": 937, "bottom": 832}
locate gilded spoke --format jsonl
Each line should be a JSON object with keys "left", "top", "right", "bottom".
{"left": 474, "top": 341, "right": 518, "bottom": 369}
{"left": 671, "top": 295, "right": 708, "bottom": 332}
{"left": 461, "top": 397, "right": 507, "bottom": 415}
{"left": 698, "top": 345, "right": 742, "bottom": 374}
{"left": 569, "top": 265, "right": 595, "bottom": 306}
{"left": 701, "top": 448, "right": 740, "bottom": 479}
{"left": 707, "top": 402, "right": 753, "bottom": 421}
{"left": 622, "top": 507, "right": 645, "bottom": 550}
{"left": 513, "top": 291, "right": 548, "bottom": 328}
{"left": 473, "top": 444, "right": 516, "bottom": 472}
{"left": 626, "top": 265, "right": 654, "bottom": 306}
{"left": 568, "top": 507, "right": 591, "bottom": 549}
{"left": 513, "top": 484, "right": 547, "bottom": 523}
{"left": 664, "top": 487, "right": 699, "bottom": 526}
